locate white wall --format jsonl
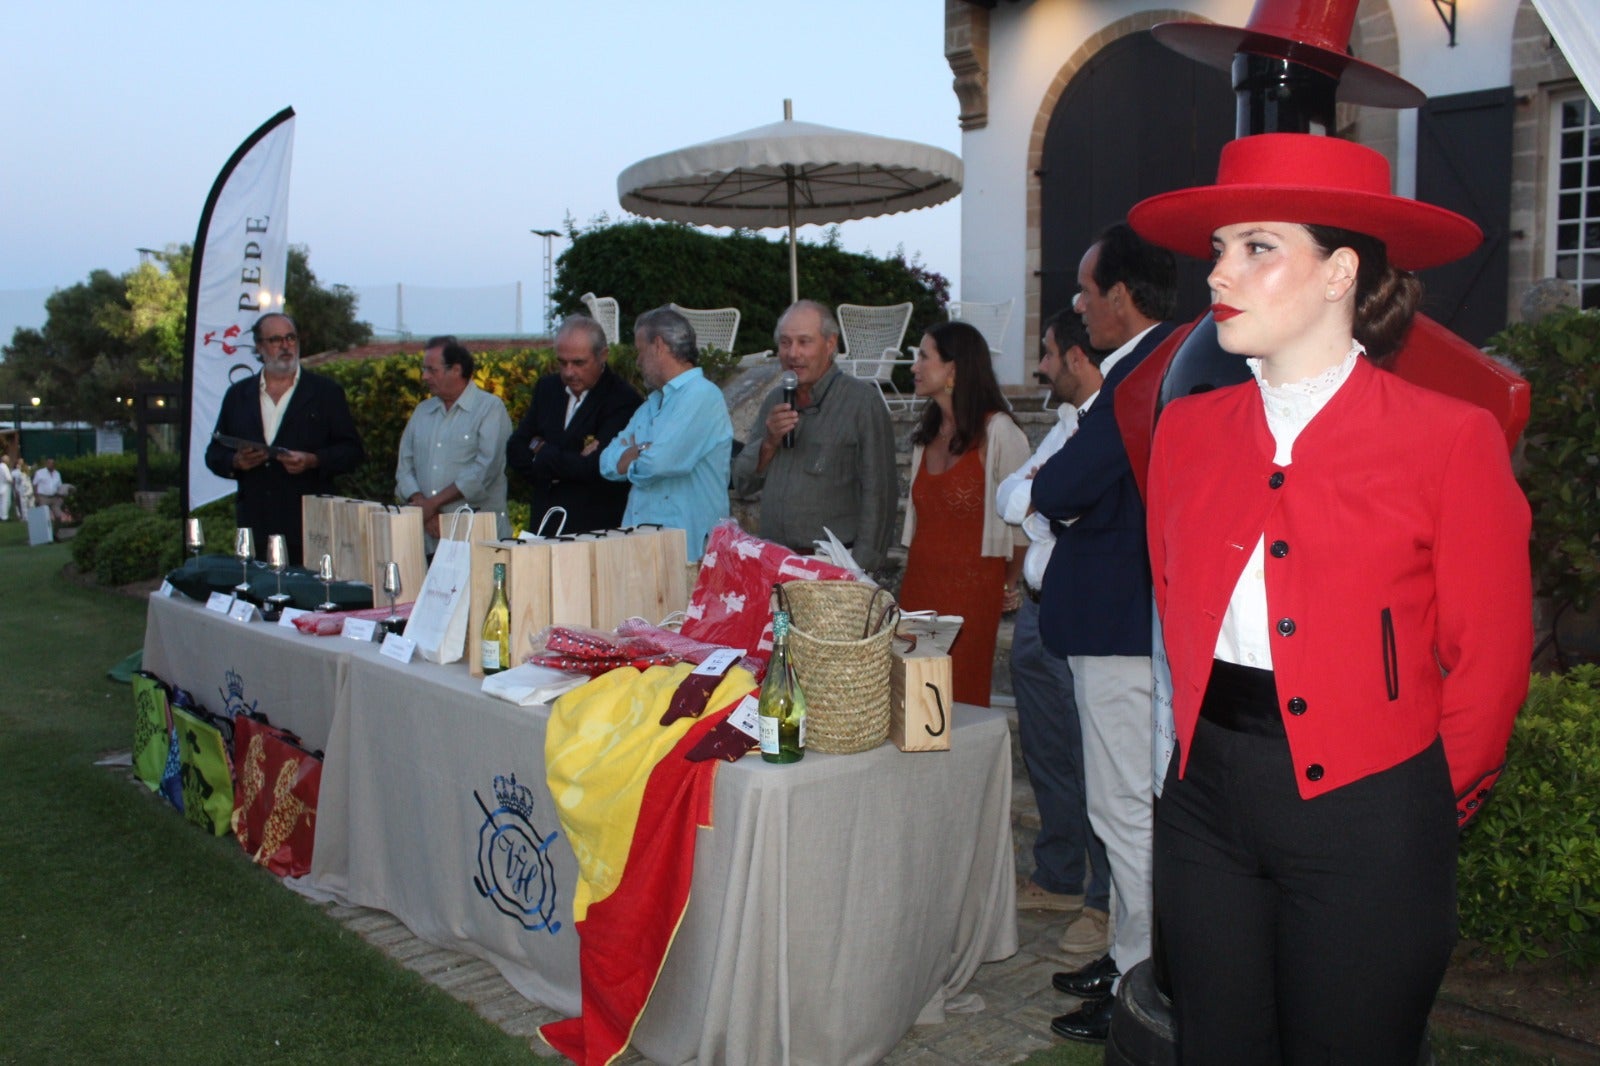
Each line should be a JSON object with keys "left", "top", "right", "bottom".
{"left": 960, "top": 0, "right": 1522, "bottom": 382}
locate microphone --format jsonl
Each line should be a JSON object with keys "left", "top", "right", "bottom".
{"left": 780, "top": 371, "right": 799, "bottom": 449}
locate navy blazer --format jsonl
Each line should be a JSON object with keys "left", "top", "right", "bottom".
{"left": 1030, "top": 322, "right": 1177, "bottom": 658}
{"left": 203, "top": 369, "right": 365, "bottom": 563}
{"left": 506, "top": 368, "right": 643, "bottom": 535}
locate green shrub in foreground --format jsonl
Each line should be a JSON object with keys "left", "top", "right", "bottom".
{"left": 58, "top": 452, "right": 180, "bottom": 521}
{"left": 1458, "top": 665, "right": 1600, "bottom": 971}
{"left": 93, "top": 512, "right": 182, "bottom": 586}
{"left": 71, "top": 503, "right": 152, "bottom": 573}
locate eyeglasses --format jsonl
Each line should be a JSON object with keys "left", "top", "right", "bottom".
{"left": 259, "top": 333, "right": 297, "bottom": 348}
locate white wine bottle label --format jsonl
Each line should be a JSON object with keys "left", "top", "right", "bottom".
{"left": 797, "top": 715, "right": 806, "bottom": 749}
{"left": 758, "top": 716, "right": 780, "bottom": 754}
{"left": 481, "top": 641, "right": 502, "bottom": 671}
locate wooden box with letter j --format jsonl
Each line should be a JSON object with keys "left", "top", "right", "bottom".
{"left": 889, "top": 635, "right": 953, "bottom": 752}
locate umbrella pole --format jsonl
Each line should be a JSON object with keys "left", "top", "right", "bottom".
{"left": 787, "top": 165, "right": 798, "bottom": 306}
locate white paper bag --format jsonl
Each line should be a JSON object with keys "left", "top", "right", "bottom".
{"left": 408, "top": 510, "right": 475, "bottom": 664}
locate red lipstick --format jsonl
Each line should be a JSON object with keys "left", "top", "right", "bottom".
{"left": 1211, "top": 304, "right": 1241, "bottom": 322}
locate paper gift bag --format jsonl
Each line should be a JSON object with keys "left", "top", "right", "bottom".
{"left": 438, "top": 507, "right": 498, "bottom": 548}
{"left": 231, "top": 715, "right": 321, "bottom": 878}
{"left": 332, "top": 498, "right": 380, "bottom": 581}
{"left": 408, "top": 510, "right": 478, "bottom": 663}
{"left": 174, "top": 705, "right": 235, "bottom": 836}
{"left": 468, "top": 539, "right": 553, "bottom": 677}
{"left": 366, "top": 504, "right": 426, "bottom": 599}
{"left": 889, "top": 638, "right": 952, "bottom": 752}
{"left": 301, "top": 494, "right": 347, "bottom": 567}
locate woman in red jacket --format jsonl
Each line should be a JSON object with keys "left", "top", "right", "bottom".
{"left": 1128, "top": 133, "right": 1532, "bottom": 1063}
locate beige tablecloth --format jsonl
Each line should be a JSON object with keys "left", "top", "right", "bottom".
{"left": 141, "top": 592, "right": 1019, "bottom": 1065}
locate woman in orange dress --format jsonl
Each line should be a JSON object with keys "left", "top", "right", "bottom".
{"left": 898, "top": 320, "right": 1030, "bottom": 707}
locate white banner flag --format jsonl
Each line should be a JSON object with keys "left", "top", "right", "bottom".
{"left": 183, "top": 107, "right": 296, "bottom": 511}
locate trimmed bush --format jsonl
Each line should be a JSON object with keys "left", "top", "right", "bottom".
{"left": 71, "top": 503, "right": 153, "bottom": 573}
{"left": 1458, "top": 665, "right": 1600, "bottom": 971}
{"left": 93, "top": 512, "right": 183, "bottom": 586}
{"left": 56, "top": 452, "right": 180, "bottom": 522}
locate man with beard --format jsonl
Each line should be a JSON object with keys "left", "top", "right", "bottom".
{"left": 205, "top": 311, "right": 365, "bottom": 564}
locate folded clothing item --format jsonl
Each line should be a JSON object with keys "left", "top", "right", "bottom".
{"left": 291, "top": 601, "right": 414, "bottom": 637}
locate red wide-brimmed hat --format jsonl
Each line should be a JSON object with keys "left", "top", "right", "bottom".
{"left": 1153, "top": 0, "right": 1424, "bottom": 109}
{"left": 1128, "top": 134, "right": 1482, "bottom": 271}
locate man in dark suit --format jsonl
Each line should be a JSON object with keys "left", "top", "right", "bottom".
{"left": 1030, "top": 223, "right": 1177, "bottom": 1044}
{"left": 507, "top": 315, "right": 643, "bottom": 534}
{"left": 204, "top": 312, "right": 366, "bottom": 565}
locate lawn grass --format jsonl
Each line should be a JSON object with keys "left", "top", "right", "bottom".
{"left": 0, "top": 521, "right": 541, "bottom": 1064}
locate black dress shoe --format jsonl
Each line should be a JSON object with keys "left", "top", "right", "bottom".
{"left": 1051, "top": 953, "right": 1119, "bottom": 998}
{"left": 1051, "top": 993, "right": 1115, "bottom": 1044}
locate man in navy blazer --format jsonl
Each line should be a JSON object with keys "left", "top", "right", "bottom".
{"left": 204, "top": 312, "right": 365, "bottom": 565}
{"left": 506, "top": 315, "right": 643, "bottom": 534}
{"left": 1030, "top": 223, "right": 1176, "bottom": 1045}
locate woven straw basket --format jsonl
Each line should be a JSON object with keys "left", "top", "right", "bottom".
{"left": 777, "top": 580, "right": 899, "bottom": 754}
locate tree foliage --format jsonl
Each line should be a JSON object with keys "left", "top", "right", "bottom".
{"left": 0, "top": 244, "right": 371, "bottom": 425}
{"left": 550, "top": 218, "right": 949, "bottom": 352}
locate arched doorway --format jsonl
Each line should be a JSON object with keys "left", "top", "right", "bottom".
{"left": 1039, "top": 31, "right": 1234, "bottom": 331}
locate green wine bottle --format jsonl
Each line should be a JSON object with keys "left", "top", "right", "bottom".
{"left": 758, "top": 609, "right": 806, "bottom": 763}
{"left": 480, "top": 562, "right": 511, "bottom": 675}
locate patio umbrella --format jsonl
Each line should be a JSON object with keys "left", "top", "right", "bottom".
{"left": 617, "top": 100, "right": 963, "bottom": 305}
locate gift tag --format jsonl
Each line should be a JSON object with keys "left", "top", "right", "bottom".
{"left": 342, "top": 617, "right": 378, "bottom": 643}
{"left": 227, "top": 600, "right": 259, "bottom": 623}
{"left": 728, "top": 693, "right": 761, "bottom": 740}
{"left": 277, "top": 606, "right": 309, "bottom": 628}
{"left": 158, "top": 580, "right": 175, "bottom": 598}
{"left": 205, "top": 591, "right": 235, "bottom": 614}
{"left": 380, "top": 632, "right": 417, "bottom": 663}
{"left": 692, "top": 648, "right": 742, "bottom": 677}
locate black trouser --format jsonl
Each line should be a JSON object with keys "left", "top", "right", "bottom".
{"left": 1154, "top": 662, "right": 1457, "bottom": 1065}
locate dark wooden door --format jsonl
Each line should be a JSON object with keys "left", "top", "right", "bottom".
{"left": 1416, "top": 88, "right": 1514, "bottom": 346}
{"left": 1039, "top": 32, "right": 1234, "bottom": 329}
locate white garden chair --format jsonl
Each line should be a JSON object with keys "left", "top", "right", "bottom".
{"left": 579, "top": 292, "right": 621, "bottom": 346}
{"left": 949, "top": 298, "right": 1014, "bottom": 360}
{"left": 668, "top": 304, "right": 741, "bottom": 355}
{"left": 837, "top": 302, "right": 915, "bottom": 412}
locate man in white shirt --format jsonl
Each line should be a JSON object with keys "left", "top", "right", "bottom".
{"left": 32, "top": 458, "right": 68, "bottom": 522}
{"left": 0, "top": 455, "right": 12, "bottom": 521}
{"left": 996, "top": 311, "right": 1110, "bottom": 955}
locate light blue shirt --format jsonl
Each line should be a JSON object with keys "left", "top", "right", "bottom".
{"left": 599, "top": 366, "right": 732, "bottom": 561}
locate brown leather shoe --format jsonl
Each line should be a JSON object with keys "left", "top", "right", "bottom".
{"left": 1058, "top": 906, "right": 1109, "bottom": 954}
{"left": 1017, "top": 877, "right": 1085, "bottom": 913}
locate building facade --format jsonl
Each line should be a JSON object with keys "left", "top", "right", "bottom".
{"left": 947, "top": 0, "right": 1594, "bottom": 383}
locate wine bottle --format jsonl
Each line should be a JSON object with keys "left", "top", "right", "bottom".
{"left": 758, "top": 608, "right": 806, "bottom": 763}
{"left": 481, "top": 562, "right": 511, "bottom": 675}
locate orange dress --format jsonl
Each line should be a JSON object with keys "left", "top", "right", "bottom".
{"left": 898, "top": 447, "right": 1005, "bottom": 707}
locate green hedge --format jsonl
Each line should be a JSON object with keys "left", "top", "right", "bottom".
{"left": 56, "top": 452, "right": 179, "bottom": 522}
{"left": 550, "top": 219, "right": 949, "bottom": 354}
{"left": 1458, "top": 665, "right": 1600, "bottom": 971}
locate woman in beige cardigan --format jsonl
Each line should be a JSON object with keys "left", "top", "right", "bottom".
{"left": 899, "top": 320, "right": 1029, "bottom": 707}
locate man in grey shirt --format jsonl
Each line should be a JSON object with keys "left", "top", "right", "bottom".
{"left": 396, "top": 336, "right": 514, "bottom": 543}
{"left": 730, "top": 300, "right": 897, "bottom": 571}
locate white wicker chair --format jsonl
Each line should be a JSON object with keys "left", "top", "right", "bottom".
{"left": 837, "top": 302, "right": 915, "bottom": 411}
{"left": 949, "top": 298, "right": 1014, "bottom": 359}
{"left": 668, "top": 304, "right": 741, "bottom": 355}
{"left": 578, "top": 292, "right": 621, "bottom": 346}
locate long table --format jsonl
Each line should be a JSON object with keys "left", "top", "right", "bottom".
{"left": 142, "top": 592, "right": 1019, "bottom": 1065}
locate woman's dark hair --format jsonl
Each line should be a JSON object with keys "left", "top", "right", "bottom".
{"left": 910, "top": 320, "right": 1015, "bottom": 454}
{"left": 1303, "top": 224, "right": 1422, "bottom": 363}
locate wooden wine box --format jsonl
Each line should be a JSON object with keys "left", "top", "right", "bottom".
{"left": 332, "top": 498, "right": 381, "bottom": 582}
{"left": 467, "top": 540, "right": 553, "bottom": 678}
{"left": 585, "top": 527, "right": 688, "bottom": 630}
{"left": 301, "top": 494, "right": 347, "bottom": 569}
{"left": 888, "top": 640, "right": 953, "bottom": 752}
{"left": 547, "top": 538, "right": 594, "bottom": 627}
{"left": 365, "top": 505, "right": 426, "bottom": 604}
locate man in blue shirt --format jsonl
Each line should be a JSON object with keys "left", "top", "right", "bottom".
{"left": 599, "top": 307, "right": 732, "bottom": 561}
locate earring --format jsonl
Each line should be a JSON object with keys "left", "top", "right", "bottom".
{"left": 944, "top": 379, "right": 955, "bottom": 394}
